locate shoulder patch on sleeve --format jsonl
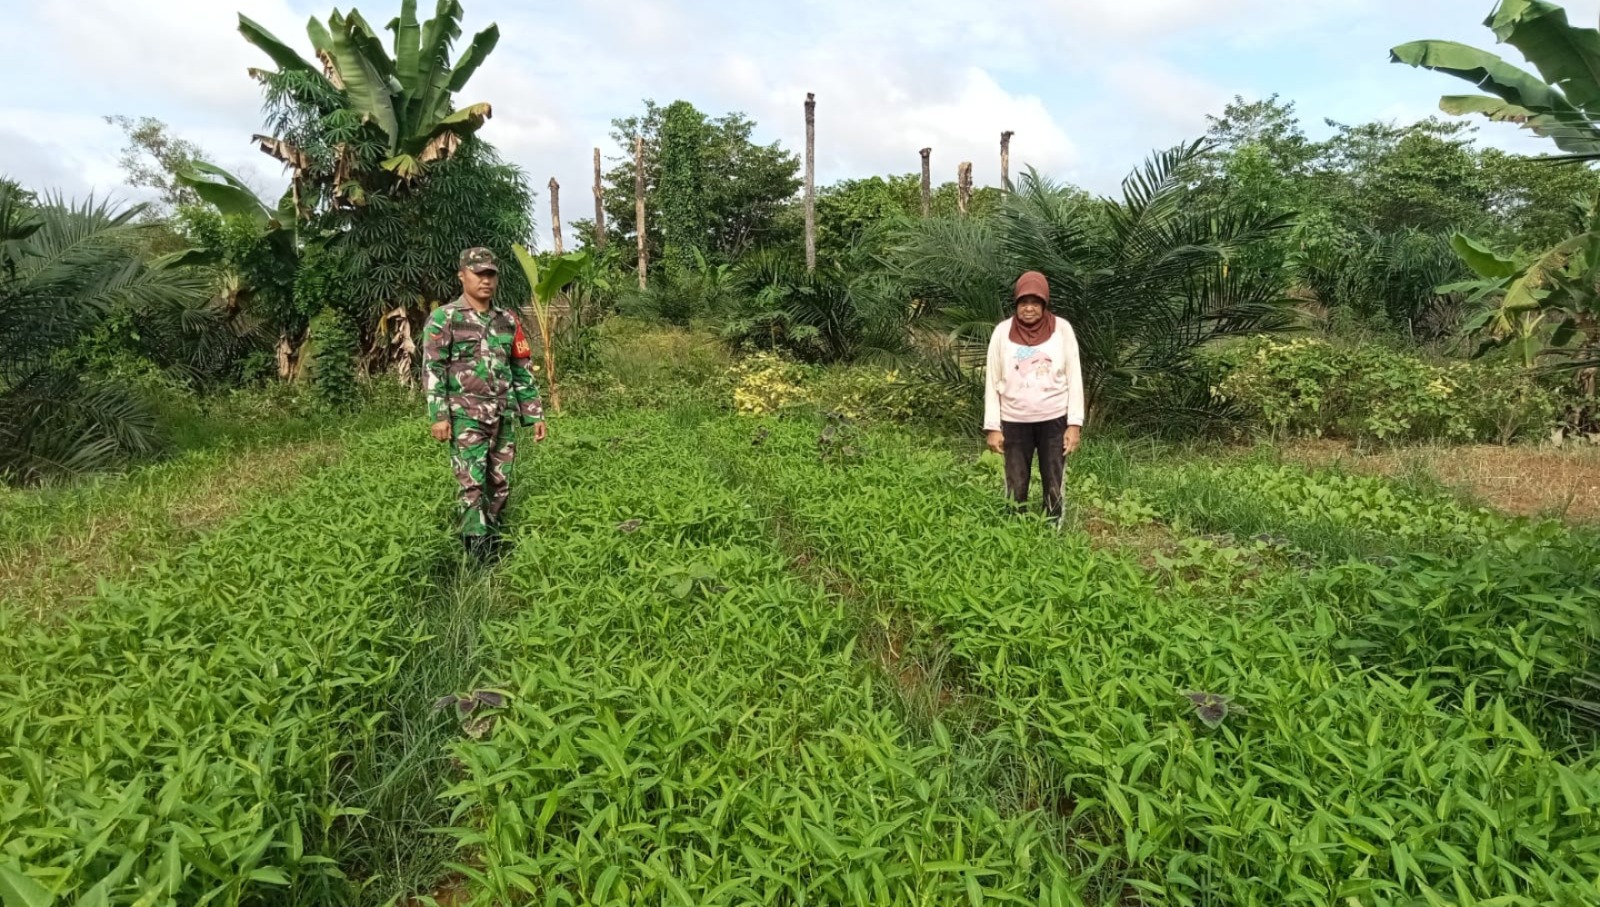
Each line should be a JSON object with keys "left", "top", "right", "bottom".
{"left": 513, "top": 318, "right": 532, "bottom": 359}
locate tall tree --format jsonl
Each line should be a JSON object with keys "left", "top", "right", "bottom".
{"left": 635, "top": 134, "right": 647, "bottom": 289}
{"left": 656, "top": 100, "right": 711, "bottom": 270}
{"left": 592, "top": 147, "right": 607, "bottom": 250}
{"left": 804, "top": 92, "right": 817, "bottom": 273}
{"left": 549, "top": 177, "right": 563, "bottom": 254}
{"left": 919, "top": 148, "right": 932, "bottom": 217}
{"left": 239, "top": 0, "right": 499, "bottom": 211}
{"left": 103, "top": 115, "right": 210, "bottom": 214}
{"left": 1000, "top": 130, "right": 1014, "bottom": 189}
{"left": 237, "top": 2, "right": 532, "bottom": 372}
{"left": 602, "top": 100, "right": 800, "bottom": 268}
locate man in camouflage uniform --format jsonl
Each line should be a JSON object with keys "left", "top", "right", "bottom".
{"left": 422, "top": 248, "right": 547, "bottom": 560}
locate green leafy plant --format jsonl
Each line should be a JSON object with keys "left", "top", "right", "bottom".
{"left": 512, "top": 246, "right": 591, "bottom": 413}
{"left": 1214, "top": 335, "right": 1560, "bottom": 443}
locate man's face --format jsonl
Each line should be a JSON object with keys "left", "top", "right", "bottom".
{"left": 1016, "top": 298, "right": 1045, "bottom": 325}
{"left": 461, "top": 267, "right": 499, "bottom": 302}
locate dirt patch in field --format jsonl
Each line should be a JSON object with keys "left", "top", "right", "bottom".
{"left": 1283, "top": 440, "right": 1600, "bottom": 522}
{"left": 401, "top": 873, "right": 473, "bottom": 907}
{"left": 1, "top": 439, "right": 344, "bottom": 619}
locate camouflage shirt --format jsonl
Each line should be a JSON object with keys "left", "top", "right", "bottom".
{"left": 421, "top": 297, "right": 544, "bottom": 426}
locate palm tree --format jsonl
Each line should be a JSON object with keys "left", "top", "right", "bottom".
{"left": 891, "top": 141, "right": 1295, "bottom": 426}
{"left": 0, "top": 186, "right": 214, "bottom": 484}
{"left": 724, "top": 245, "right": 908, "bottom": 363}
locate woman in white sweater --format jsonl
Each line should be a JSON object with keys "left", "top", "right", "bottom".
{"left": 982, "top": 271, "right": 1084, "bottom": 519}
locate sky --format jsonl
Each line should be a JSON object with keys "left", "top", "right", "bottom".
{"left": 3, "top": 0, "right": 1598, "bottom": 246}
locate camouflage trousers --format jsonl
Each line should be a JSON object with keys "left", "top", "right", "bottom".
{"left": 449, "top": 413, "right": 516, "bottom": 538}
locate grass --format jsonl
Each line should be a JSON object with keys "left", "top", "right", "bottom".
{"left": 0, "top": 439, "right": 344, "bottom": 618}
{"left": 0, "top": 392, "right": 414, "bottom": 620}
{"left": 1283, "top": 438, "right": 1600, "bottom": 523}
{"left": 3, "top": 402, "right": 1598, "bottom": 906}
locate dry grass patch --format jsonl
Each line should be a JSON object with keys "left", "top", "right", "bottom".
{"left": 1283, "top": 440, "right": 1600, "bottom": 522}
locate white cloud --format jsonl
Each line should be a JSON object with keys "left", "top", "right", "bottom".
{"left": 13, "top": 0, "right": 1600, "bottom": 222}
{"left": 35, "top": 0, "right": 303, "bottom": 116}
{"left": 1104, "top": 57, "right": 1231, "bottom": 140}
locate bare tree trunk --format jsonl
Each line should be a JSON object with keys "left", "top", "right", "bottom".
{"left": 957, "top": 162, "right": 972, "bottom": 216}
{"left": 919, "top": 147, "right": 932, "bottom": 217}
{"left": 548, "top": 178, "right": 564, "bottom": 255}
{"left": 592, "top": 147, "right": 607, "bottom": 251}
{"left": 635, "top": 134, "right": 648, "bottom": 290}
{"left": 1000, "top": 130, "right": 1014, "bottom": 190}
{"left": 804, "top": 92, "right": 817, "bottom": 273}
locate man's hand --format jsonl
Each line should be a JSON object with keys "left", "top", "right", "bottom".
{"left": 985, "top": 430, "right": 1005, "bottom": 454}
{"left": 431, "top": 420, "right": 451, "bottom": 443}
{"left": 533, "top": 421, "right": 548, "bottom": 443}
{"left": 1064, "top": 425, "right": 1082, "bottom": 455}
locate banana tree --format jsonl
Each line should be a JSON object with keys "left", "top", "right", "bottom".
{"left": 239, "top": 0, "right": 498, "bottom": 198}
{"left": 1391, "top": 0, "right": 1600, "bottom": 155}
{"left": 1444, "top": 213, "right": 1600, "bottom": 370}
{"left": 1398, "top": 1, "right": 1600, "bottom": 372}
{"left": 512, "top": 247, "right": 590, "bottom": 413}
{"left": 172, "top": 163, "right": 296, "bottom": 243}
{"left": 169, "top": 164, "right": 308, "bottom": 378}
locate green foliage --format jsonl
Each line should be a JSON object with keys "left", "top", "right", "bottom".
{"left": 7, "top": 403, "right": 1600, "bottom": 904}
{"left": 441, "top": 414, "right": 1078, "bottom": 904}
{"left": 308, "top": 306, "right": 360, "bottom": 411}
{"left": 562, "top": 319, "right": 732, "bottom": 413}
{"left": 1213, "top": 336, "right": 1561, "bottom": 443}
{"left": 814, "top": 174, "right": 1004, "bottom": 260}
{"left": 0, "top": 426, "right": 456, "bottom": 905}
{"left": 656, "top": 100, "right": 711, "bottom": 269}
{"left": 1480, "top": 147, "right": 1600, "bottom": 250}
{"left": 721, "top": 246, "right": 908, "bottom": 363}
{"left": 103, "top": 115, "right": 208, "bottom": 217}
{"left": 239, "top": 1, "right": 499, "bottom": 189}
{"left": 1292, "top": 226, "right": 1469, "bottom": 340}
{"left": 0, "top": 189, "right": 215, "bottom": 484}
{"left": 728, "top": 351, "right": 811, "bottom": 414}
{"left": 605, "top": 100, "right": 802, "bottom": 269}
{"left": 714, "top": 416, "right": 1600, "bottom": 906}
{"left": 331, "top": 138, "right": 535, "bottom": 323}
{"left": 1392, "top": 0, "right": 1600, "bottom": 157}
{"left": 1326, "top": 118, "right": 1492, "bottom": 234}
{"left": 1450, "top": 199, "right": 1600, "bottom": 374}
{"left": 239, "top": 5, "right": 532, "bottom": 369}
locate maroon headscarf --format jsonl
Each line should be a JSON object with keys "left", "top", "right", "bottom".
{"left": 1009, "top": 271, "right": 1057, "bottom": 346}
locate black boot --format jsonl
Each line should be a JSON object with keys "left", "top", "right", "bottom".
{"left": 463, "top": 535, "right": 492, "bottom": 564}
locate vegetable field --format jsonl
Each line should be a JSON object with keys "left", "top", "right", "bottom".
{"left": 4, "top": 409, "right": 1599, "bottom": 906}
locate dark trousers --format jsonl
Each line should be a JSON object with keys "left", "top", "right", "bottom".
{"left": 1002, "top": 417, "right": 1066, "bottom": 518}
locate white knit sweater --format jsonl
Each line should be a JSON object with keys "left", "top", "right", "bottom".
{"left": 982, "top": 318, "right": 1085, "bottom": 431}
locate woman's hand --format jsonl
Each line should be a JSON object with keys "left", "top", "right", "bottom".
{"left": 1064, "top": 425, "right": 1081, "bottom": 455}
{"left": 986, "top": 430, "right": 1005, "bottom": 454}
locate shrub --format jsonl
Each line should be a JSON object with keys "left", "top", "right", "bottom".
{"left": 807, "top": 366, "right": 912, "bottom": 422}
{"left": 729, "top": 351, "right": 810, "bottom": 415}
{"left": 306, "top": 307, "right": 359, "bottom": 412}
{"left": 1213, "top": 337, "right": 1560, "bottom": 444}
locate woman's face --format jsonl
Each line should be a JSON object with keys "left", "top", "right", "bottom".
{"left": 1016, "top": 298, "right": 1045, "bottom": 325}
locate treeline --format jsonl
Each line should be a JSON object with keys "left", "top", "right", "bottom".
{"left": 6, "top": 0, "right": 1600, "bottom": 485}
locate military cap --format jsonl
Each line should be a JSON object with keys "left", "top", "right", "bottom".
{"left": 459, "top": 247, "right": 499, "bottom": 274}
